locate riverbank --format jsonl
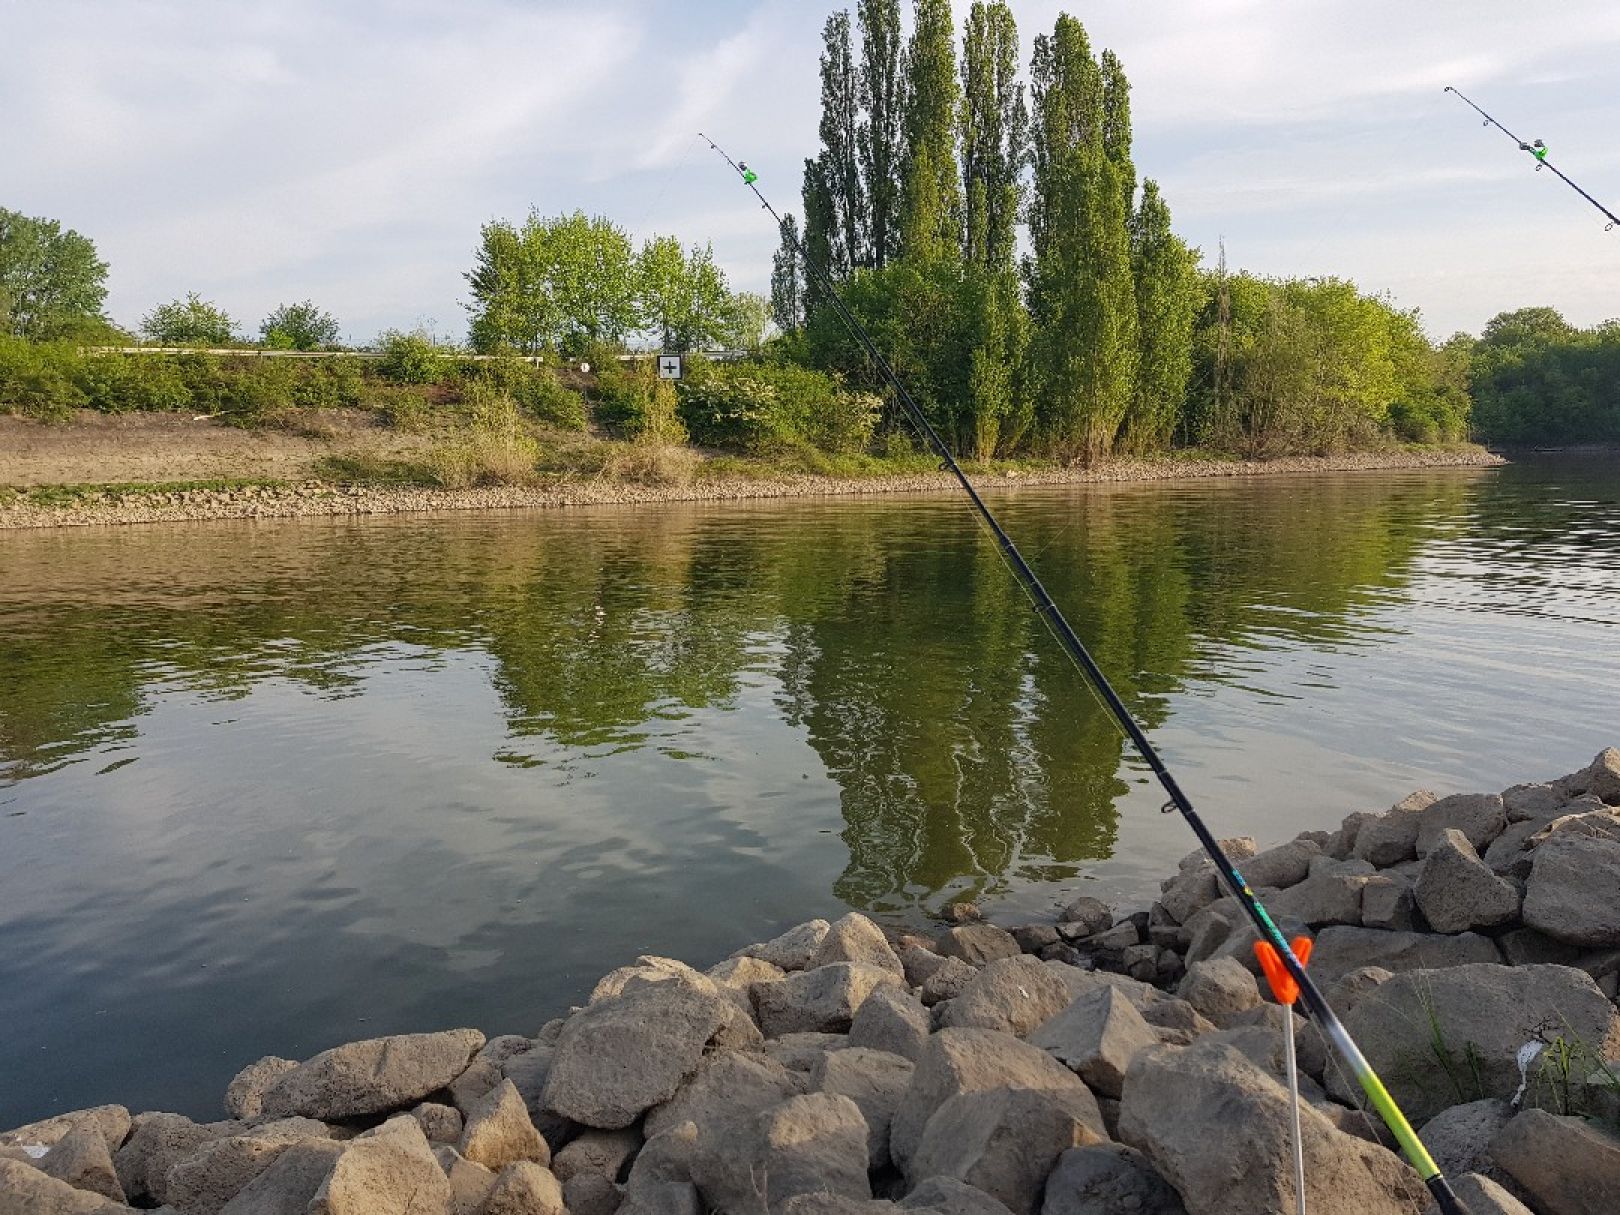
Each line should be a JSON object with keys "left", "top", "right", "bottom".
{"left": 4, "top": 751, "right": 1615, "bottom": 1213}
{"left": 0, "top": 441, "right": 1504, "bottom": 530}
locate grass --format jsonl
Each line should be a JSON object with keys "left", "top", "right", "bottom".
{"left": 0, "top": 477, "right": 288, "bottom": 508}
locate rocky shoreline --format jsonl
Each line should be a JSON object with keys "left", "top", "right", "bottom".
{"left": 0, "top": 448, "right": 1504, "bottom": 530}
{"left": 4, "top": 749, "right": 1617, "bottom": 1215}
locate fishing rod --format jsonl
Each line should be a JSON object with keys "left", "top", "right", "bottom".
{"left": 699, "top": 133, "right": 1472, "bottom": 1215}
{"left": 1445, "top": 86, "right": 1620, "bottom": 230}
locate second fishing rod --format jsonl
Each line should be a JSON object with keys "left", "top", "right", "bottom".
{"left": 700, "top": 133, "right": 1472, "bottom": 1215}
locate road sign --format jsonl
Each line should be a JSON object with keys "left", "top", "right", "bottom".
{"left": 658, "top": 354, "right": 683, "bottom": 380}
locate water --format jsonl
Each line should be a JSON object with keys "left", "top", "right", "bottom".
{"left": 1, "top": 457, "right": 1616, "bottom": 1125}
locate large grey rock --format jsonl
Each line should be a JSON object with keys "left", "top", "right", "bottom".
{"left": 261, "top": 1029, "right": 484, "bottom": 1121}
{"left": 644, "top": 1050, "right": 803, "bottom": 1141}
{"left": 734, "top": 920, "right": 832, "bottom": 971}
{"left": 940, "top": 957, "right": 1073, "bottom": 1038}
{"left": 812, "top": 913, "right": 906, "bottom": 978}
{"left": 0, "top": 1158, "right": 127, "bottom": 1214}
{"left": 890, "top": 1029, "right": 1105, "bottom": 1173}
{"left": 849, "top": 986, "right": 931, "bottom": 1063}
{"left": 909, "top": 1087, "right": 1106, "bottom": 1215}
{"left": 1028, "top": 986, "right": 1158, "bottom": 1100}
{"left": 459, "top": 1079, "right": 549, "bottom": 1172}
{"left": 224, "top": 1058, "right": 299, "bottom": 1120}
{"left": 1415, "top": 793, "right": 1507, "bottom": 857}
{"left": 1329, "top": 963, "right": 1620, "bottom": 1122}
{"left": 483, "top": 1161, "right": 566, "bottom": 1215}
{"left": 114, "top": 1112, "right": 235, "bottom": 1206}
{"left": 308, "top": 1116, "right": 451, "bottom": 1215}
{"left": 435, "top": 1147, "right": 498, "bottom": 1215}
{"left": 411, "top": 1102, "right": 463, "bottom": 1145}
{"left": 899, "top": 1175, "right": 1015, "bottom": 1213}
{"left": 1307, "top": 926, "right": 1499, "bottom": 986}
{"left": 1482, "top": 819, "right": 1547, "bottom": 879}
{"left": 1235, "top": 839, "right": 1319, "bottom": 890}
{"left": 0, "top": 1106, "right": 130, "bottom": 1156}
{"left": 37, "top": 1125, "right": 125, "bottom": 1204}
{"left": 1522, "top": 833, "right": 1620, "bottom": 946}
{"left": 812, "top": 1047, "right": 915, "bottom": 1170}
{"left": 1413, "top": 829, "right": 1521, "bottom": 933}
{"left": 1421, "top": 1173, "right": 1533, "bottom": 1215}
{"left": 1056, "top": 897, "right": 1113, "bottom": 938}
{"left": 1490, "top": 1108, "right": 1620, "bottom": 1215}
{"left": 1176, "top": 958, "right": 1261, "bottom": 1029}
{"left": 1040, "top": 1143, "right": 1186, "bottom": 1215}
{"left": 900, "top": 945, "right": 953, "bottom": 988}
{"left": 754, "top": 1092, "right": 872, "bottom": 1209}
{"left": 1360, "top": 876, "right": 1418, "bottom": 932}
{"left": 1502, "top": 782, "right": 1566, "bottom": 822}
{"left": 500, "top": 1045, "right": 576, "bottom": 1152}
{"left": 1567, "top": 747, "right": 1620, "bottom": 804}
{"left": 541, "top": 981, "right": 736, "bottom": 1129}
{"left": 1416, "top": 1100, "right": 1517, "bottom": 1196}
{"left": 562, "top": 1173, "right": 624, "bottom": 1215}
{"left": 754, "top": 962, "right": 903, "bottom": 1036}
{"left": 1267, "top": 868, "right": 1370, "bottom": 927}
{"left": 551, "top": 1128, "right": 641, "bottom": 1184}
{"left": 937, "top": 925, "right": 1021, "bottom": 968}
{"left": 218, "top": 1139, "right": 344, "bottom": 1215}
{"left": 706, "top": 955, "right": 786, "bottom": 991}
{"left": 1157, "top": 867, "right": 1220, "bottom": 926}
{"left": 762, "top": 1032, "right": 846, "bottom": 1074}
{"left": 921, "top": 958, "right": 981, "bottom": 1007}
{"left": 1353, "top": 792, "right": 1436, "bottom": 867}
{"left": 165, "top": 1120, "right": 327, "bottom": 1214}
{"left": 1119, "top": 1040, "right": 1428, "bottom": 1215}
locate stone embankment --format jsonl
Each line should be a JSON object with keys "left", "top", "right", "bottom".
{"left": 0, "top": 448, "right": 1505, "bottom": 530}
{"left": 4, "top": 750, "right": 1619, "bottom": 1215}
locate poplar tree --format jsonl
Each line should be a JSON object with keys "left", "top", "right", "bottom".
{"left": 801, "top": 158, "right": 837, "bottom": 313}
{"left": 815, "top": 11, "right": 866, "bottom": 276}
{"left": 1100, "top": 50, "right": 1135, "bottom": 216}
{"left": 858, "top": 0, "right": 905, "bottom": 269}
{"left": 1122, "top": 181, "right": 1201, "bottom": 452}
{"left": 898, "top": 0, "right": 964, "bottom": 263}
{"left": 959, "top": 2, "right": 1026, "bottom": 272}
{"left": 770, "top": 214, "right": 804, "bottom": 334}
{"left": 1027, "top": 15, "right": 1137, "bottom": 461}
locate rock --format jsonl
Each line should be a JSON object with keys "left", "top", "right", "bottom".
{"left": 754, "top": 962, "right": 904, "bottom": 1036}
{"left": 1090, "top": 922, "right": 1141, "bottom": 953}
{"left": 479, "top": 1036, "right": 536, "bottom": 1067}
{"left": 754, "top": 1092, "right": 872, "bottom": 1209}
{"left": 644, "top": 1050, "right": 803, "bottom": 1142}
{"left": 1307, "top": 926, "right": 1499, "bottom": 986}
{"left": 1056, "top": 897, "right": 1113, "bottom": 938}
{"left": 1176, "top": 958, "right": 1261, "bottom": 1028}
{"left": 1413, "top": 829, "right": 1521, "bottom": 933}
{"left": 1422, "top": 1173, "right": 1534, "bottom": 1215}
{"left": 563, "top": 1173, "right": 624, "bottom": 1215}
{"left": 1028, "top": 985, "right": 1159, "bottom": 1100}
{"left": 411, "top": 1102, "right": 463, "bottom": 1145}
{"left": 619, "top": 1181, "right": 698, "bottom": 1215}
{"left": 900, "top": 945, "right": 952, "bottom": 988}
{"left": 939, "top": 956, "right": 1074, "bottom": 1038}
{"left": 619, "top": 1123, "right": 696, "bottom": 1207}
{"left": 1040, "top": 1143, "right": 1186, "bottom": 1215}
{"left": 114, "top": 1112, "right": 234, "bottom": 1206}
{"left": 1502, "top": 782, "right": 1565, "bottom": 821}
{"left": 1482, "top": 819, "right": 1546, "bottom": 878}
{"left": 762, "top": 1032, "right": 847, "bottom": 1073}
{"left": 591, "top": 957, "right": 711, "bottom": 1005}
{"left": 0, "top": 1158, "right": 126, "bottom": 1214}
{"left": 448, "top": 1059, "right": 503, "bottom": 1113}
{"left": 260, "top": 1028, "right": 484, "bottom": 1121}
{"left": 0, "top": 1106, "right": 130, "bottom": 1156}
{"left": 1497, "top": 927, "right": 1584, "bottom": 967}
{"left": 1235, "top": 840, "right": 1319, "bottom": 890}
{"left": 706, "top": 955, "right": 787, "bottom": 991}
{"left": 1416, "top": 1100, "right": 1516, "bottom": 1195}
{"left": 1268, "top": 868, "right": 1370, "bottom": 927}
{"left": 459, "top": 1079, "right": 549, "bottom": 1172}
{"left": 1180, "top": 900, "right": 1240, "bottom": 965}
{"left": 937, "top": 925, "right": 1021, "bottom": 967}
{"left": 484, "top": 1161, "right": 567, "bottom": 1215}
{"left": 812, "top": 1047, "right": 914, "bottom": 1170}
{"left": 541, "top": 981, "right": 736, "bottom": 1129}
{"left": 36, "top": 1125, "right": 125, "bottom": 1204}
{"left": 218, "top": 1139, "right": 344, "bottom": 1215}
{"left": 1491, "top": 1108, "right": 1620, "bottom": 1215}
{"left": 1011, "top": 925, "right": 1061, "bottom": 955}
{"left": 890, "top": 1029, "right": 1105, "bottom": 1173}
{"left": 898, "top": 1175, "right": 1014, "bottom": 1212}
{"left": 225, "top": 1058, "right": 299, "bottom": 1120}
{"left": 734, "top": 920, "right": 831, "bottom": 971}
{"left": 1522, "top": 833, "right": 1620, "bottom": 946}
{"left": 1360, "top": 876, "right": 1418, "bottom": 932}
{"left": 165, "top": 1121, "right": 327, "bottom": 1214}
{"left": 1415, "top": 793, "right": 1507, "bottom": 857}
{"left": 812, "top": 912, "right": 906, "bottom": 978}
{"left": 909, "top": 1086, "right": 1106, "bottom": 1215}
{"left": 849, "top": 986, "right": 931, "bottom": 1063}
{"left": 1119, "top": 1040, "right": 1428, "bottom": 1215}
{"left": 1329, "top": 963, "right": 1620, "bottom": 1122}
{"left": 552, "top": 1128, "right": 640, "bottom": 1184}
{"left": 1353, "top": 791, "right": 1436, "bottom": 867}
{"left": 1568, "top": 747, "right": 1620, "bottom": 804}
{"left": 308, "top": 1116, "right": 451, "bottom": 1215}
{"left": 920, "top": 958, "right": 980, "bottom": 1007}
{"left": 1177, "top": 839, "right": 1256, "bottom": 871}
{"left": 1331, "top": 811, "right": 1381, "bottom": 860}
{"left": 436, "top": 1147, "right": 498, "bottom": 1215}
{"left": 499, "top": 1047, "right": 575, "bottom": 1152}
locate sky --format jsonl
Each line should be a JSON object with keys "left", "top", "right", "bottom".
{"left": 5, "top": 0, "right": 1618, "bottom": 344}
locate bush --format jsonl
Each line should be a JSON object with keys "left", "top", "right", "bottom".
{"left": 291, "top": 357, "right": 365, "bottom": 409}
{"left": 75, "top": 354, "right": 192, "bottom": 413}
{"left": 375, "top": 330, "right": 446, "bottom": 384}
{"left": 465, "top": 356, "right": 587, "bottom": 430}
{"left": 0, "top": 337, "right": 85, "bottom": 421}
{"left": 218, "top": 358, "right": 300, "bottom": 427}
{"left": 676, "top": 359, "right": 878, "bottom": 453}
{"left": 593, "top": 360, "right": 686, "bottom": 444}
{"left": 428, "top": 382, "right": 540, "bottom": 486}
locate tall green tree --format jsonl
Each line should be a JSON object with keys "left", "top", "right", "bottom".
{"left": 140, "top": 293, "right": 239, "bottom": 346}
{"left": 899, "top": 0, "right": 964, "bottom": 263}
{"left": 966, "top": 266, "right": 1031, "bottom": 458}
{"left": 1121, "top": 181, "right": 1200, "bottom": 452}
{"left": 770, "top": 214, "right": 804, "bottom": 333}
{"left": 1027, "top": 15, "right": 1138, "bottom": 461}
{"left": 724, "top": 292, "right": 774, "bottom": 353}
{"left": 959, "top": 2, "right": 1026, "bottom": 272}
{"left": 810, "top": 11, "right": 866, "bottom": 278}
{"left": 260, "top": 301, "right": 340, "bottom": 350}
{"left": 636, "top": 237, "right": 731, "bottom": 352}
{"left": 1100, "top": 50, "right": 1135, "bottom": 216}
{"left": 0, "top": 208, "right": 109, "bottom": 340}
{"left": 858, "top": 0, "right": 905, "bottom": 269}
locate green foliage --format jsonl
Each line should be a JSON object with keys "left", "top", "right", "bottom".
{"left": 428, "top": 382, "right": 541, "bottom": 487}
{"left": 1469, "top": 308, "right": 1620, "bottom": 444}
{"left": 960, "top": 2, "right": 1026, "bottom": 272}
{"left": 74, "top": 353, "right": 192, "bottom": 414}
{"left": 899, "top": 0, "right": 964, "bottom": 263}
{"left": 1122, "top": 180, "right": 1201, "bottom": 453}
{"left": 260, "top": 301, "right": 340, "bottom": 350}
{"left": 771, "top": 216, "right": 805, "bottom": 334}
{"left": 466, "top": 356, "right": 587, "bottom": 430}
{"left": 858, "top": 0, "right": 905, "bottom": 270}
{"left": 676, "top": 359, "right": 879, "bottom": 454}
{"left": 0, "top": 336, "right": 85, "bottom": 420}
{"left": 140, "top": 293, "right": 239, "bottom": 346}
{"left": 592, "top": 360, "right": 687, "bottom": 444}
{"left": 636, "top": 237, "right": 732, "bottom": 353}
{"left": 725, "top": 292, "right": 774, "bottom": 354}
{"left": 812, "top": 10, "right": 867, "bottom": 278}
{"left": 0, "top": 208, "right": 109, "bottom": 340}
{"left": 375, "top": 329, "right": 446, "bottom": 384}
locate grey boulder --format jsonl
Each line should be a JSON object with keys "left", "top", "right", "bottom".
{"left": 812, "top": 912, "right": 906, "bottom": 978}
{"left": 1040, "top": 1143, "right": 1186, "bottom": 1215}
{"left": 260, "top": 1029, "right": 485, "bottom": 1121}
{"left": 939, "top": 956, "right": 1074, "bottom": 1038}
{"left": 1522, "top": 832, "right": 1620, "bottom": 946}
{"left": 1028, "top": 986, "right": 1158, "bottom": 1100}
{"left": 754, "top": 962, "right": 903, "bottom": 1037}
{"left": 1412, "top": 829, "right": 1521, "bottom": 933}
{"left": 1490, "top": 1108, "right": 1620, "bottom": 1215}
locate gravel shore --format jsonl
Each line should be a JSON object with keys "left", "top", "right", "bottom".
{"left": 0, "top": 448, "right": 1504, "bottom": 530}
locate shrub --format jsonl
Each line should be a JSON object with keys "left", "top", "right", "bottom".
{"left": 676, "top": 359, "right": 878, "bottom": 453}
{"left": 375, "top": 329, "right": 446, "bottom": 384}
{"left": 0, "top": 337, "right": 85, "bottom": 421}
{"left": 466, "top": 356, "right": 586, "bottom": 430}
{"left": 291, "top": 357, "right": 365, "bottom": 409}
{"left": 75, "top": 355, "right": 192, "bottom": 413}
{"left": 218, "top": 358, "right": 299, "bottom": 428}
{"left": 427, "top": 382, "right": 541, "bottom": 486}
{"left": 593, "top": 360, "right": 686, "bottom": 444}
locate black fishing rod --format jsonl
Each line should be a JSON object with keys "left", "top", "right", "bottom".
{"left": 699, "top": 133, "right": 1471, "bottom": 1215}
{"left": 1445, "top": 85, "right": 1620, "bottom": 230}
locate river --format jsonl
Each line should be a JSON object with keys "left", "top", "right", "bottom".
{"left": 1, "top": 457, "right": 1616, "bottom": 1125}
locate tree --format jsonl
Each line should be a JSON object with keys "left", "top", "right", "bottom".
{"left": 858, "top": 0, "right": 905, "bottom": 269}
{"left": 260, "top": 301, "right": 340, "bottom": 350}
{"left": 1100, "top": 50, "right": 1135, "bottom": 216}
{"left": 899, "top": 0, "right": 964, "bottom": 263}
{"left": 959, "top": 2, "right": 1026, "bottom": 272}
{"left": 140, "top": 293, "right": 239, "bottom": 346}
{"left": 1121, "top": 180, "right": 1200, "bottom": 453}
{"left": 0, "top": 208, "right": 109, "bottom": 340}
{"left": 810, "top": 11, "right": 866, "bottom": 279}
{"left": 770, "top": 214, "right": 805, "bottom": 334}
{"left": 726, "top": 292, "right": 775, "bottom": 353}
{"left": 636, "top": 237, "right": 731, "bottom": 352}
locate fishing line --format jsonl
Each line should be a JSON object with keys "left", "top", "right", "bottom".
{"left": 1445, "top": 86, "right": 1620, "bottom": 230}
{"left": 700, "top": 132, "right": 1473, "bottom": 1215}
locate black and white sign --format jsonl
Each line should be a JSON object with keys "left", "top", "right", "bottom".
{"left": 657, "top": 354, "right": 683, "bottom": 380}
